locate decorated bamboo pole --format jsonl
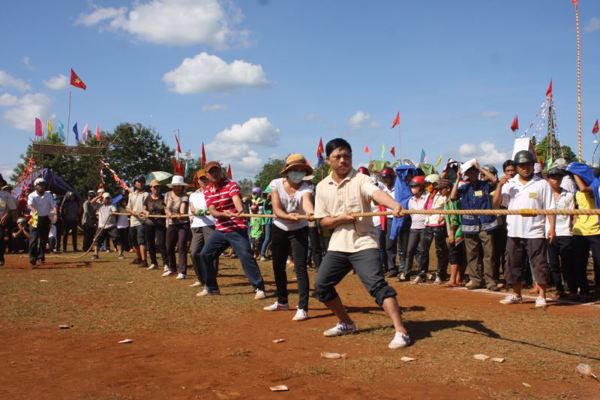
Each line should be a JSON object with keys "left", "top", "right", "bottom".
{"left": 574, "top": 0, "right": 583, "bottom": 161}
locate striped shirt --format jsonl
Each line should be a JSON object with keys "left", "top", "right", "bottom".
{"left": 204, "top": 179, "right": 246, "bottom": 232}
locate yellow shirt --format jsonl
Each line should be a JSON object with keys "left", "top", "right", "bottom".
{"left": 314, "top": 171, "right": 380, "bottom": 253}
{"left": 572, "top": 191, "right": 600, "bottom": 236}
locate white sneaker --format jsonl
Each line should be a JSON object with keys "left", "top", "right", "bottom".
{"left": 499, "top": 294, "right": 523, "bottom": 305}
{"left": 175, "top": 273, "right": 186, "bottom": 280}
{"left": 197, "top": 288, "right": 220, "bottom": 296}
{"left": 388, "top": 332, "right": 412, "bottom": 349}
{"left": 163, "top": 265, "right": 170, "bottom": 272}
{"left": 433, "top": 276, "right": 443, "bottom": 285}
{"left": 259, "top": 256, "right": 267, "bottom": 262}
{"left": 292, "top": 308, "right": 308, "bottom": 321}
{"left": 263, "top": 301, "right": 289, "bottom": 311}
{"left": 323, "top": 322, "right": 357, "bottom": 337}
{"left": 535, "top": 296, "right": 547, "bottom": 308}
{"left": 147, "top": 264, "right": 157, "bottom": 270}
{"left": 189, "top": 281, "right": 202, "bottom": 288}
{"left": 254, "top": 289, "right": 266, "bottom": 300}
{"left": 411, "top": 276, "right": 423, "bottom": 285}
{"left": 161, "top": 270, "right": 175, "bottom": 277}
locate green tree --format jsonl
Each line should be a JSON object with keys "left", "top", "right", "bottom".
{"left": 11, "top": 123, "right": 174, "bottom": 196}
{"left": 254, "top": 158, "right": 285, "bottom": 190}
{"left": 534, "top": 135, "right": 577, "bottom": 164}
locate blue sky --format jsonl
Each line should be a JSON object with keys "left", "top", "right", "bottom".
{"left": 1, "top": 0, "right": 600, "bottom": 180}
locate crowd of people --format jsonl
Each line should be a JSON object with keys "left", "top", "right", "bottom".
{"left": 1, "top": 137, "right": 599, "bottom": 349}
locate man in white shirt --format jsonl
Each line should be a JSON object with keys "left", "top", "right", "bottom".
{"left": 493, "top": 151, "right": 555, "bottom": 308}
{"left": 189, "top": 170, "right": 217, "bottom": 288}
{"left": 127, "top": 176, "right": 149, "bottom": 267}
{"left": 27, "top": 178, "right": 56, "bottom": 266}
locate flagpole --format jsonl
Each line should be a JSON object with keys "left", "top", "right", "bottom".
{"left": 574, "top": 1, "right": 583, "bottom": 161}
{"left": 66, "top": 90, "right": 72, "bottom": 146}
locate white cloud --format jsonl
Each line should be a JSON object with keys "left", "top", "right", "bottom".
{"left": 459, "top": 141, "right": 509, "bottom": 164}
{"left": 76, "top": 7, "right": 126, "bottom": 26}
{"left": 76, "top": 0, "right": 247, "bottom": 48}
{"left": 215, "top": 117, "right": 279, "bottom": 145}
{"left": 2, "top": 93, "right": 52, "bottom": 131}
{"left": 348, "top": 111, "right": 379, "bottom": 130}
{"left": 0, "top": 93, "right": 18, "bottom": 106}
{"left": 0, "top": 70, "right": 30, "bottom": 91}
{"left": 163, "top": 52, "right": 268, "bottom": 94}
{"left": 585, "top": 17, "right": 600, "bottom": 33}
{"left": 202, "top": 103, "right": 227, "bottom": 112}
{"left": 21, "top": 56, "right": 34, "bottom": 69}
{"left": 480, "top": 111, "right": 500, "bottom": 119}
{"left": 205, "top": 117, "right": 280, "bottom": 177}
{"left": 43, "top": 74, "right": 68, "bottom": 90}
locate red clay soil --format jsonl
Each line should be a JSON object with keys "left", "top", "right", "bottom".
{"left": 1, "top": 253, "right": 599, "bottom": 400}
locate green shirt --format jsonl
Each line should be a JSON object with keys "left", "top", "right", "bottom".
{"left": 250, "top": 217, "right": 263, "bottom": 239}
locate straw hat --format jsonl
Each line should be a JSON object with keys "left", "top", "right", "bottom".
{"left": 280, "top": 153, "right": 313, "bottom": 176}
{"left": 167, "top": 175, "right": 188, "bottom": 188}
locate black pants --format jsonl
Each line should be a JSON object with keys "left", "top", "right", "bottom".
{"left": 146, "top": 223, "right": 167, "bottom": 267}
{"left": 166, "top": 224, "right": 190, "bottom": 274}
{"left": 402, "top": 229, "right": 425, "bottom": 276}
{"left": 62, "top": 220, "right": 78, "bottom": 251}
{"left": 29, "top": 216, "right": 50, "bottom": 262}
{"left": 307, "top": 225, "right": 323, "bottom": 269}
{"left": 271, "top": 225, "right": 310, "bottom": 310}
{"left": 384, "top": 221, "right": 398, "bottom": 273}
{"left": 547, "top": 236, "right": 574, "bottom": 293}
{"left": 572, "top": 235, "right": 600, "bottom": 295}
{"left": 83, "top": 225, "right": 96, "bottom": 252}
{"left": 315, "top": 248, "right": 397, "bottom": 306}
{"left": 0, "top": 224, "right": 7, "bottom": 262}
{"left": 492, "top": 226, "right": 507, "bottom": 281}
{"left": 417, "top": 226, "right": 449, "bottom": 279}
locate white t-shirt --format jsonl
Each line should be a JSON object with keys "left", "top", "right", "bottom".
{"left": 27, "top": 191, "right": 56, "bottom": 217}
{"left": 546, "top": 190, "right": 574, "bottom": 237}
{"left": 501, "top": 175, "right": 555, "bottom": 239}
{"left": 269, "top": 178, "right": 313, "bottom": 231}
{"left": 189, "top": 190, "right": 215, "bottom": 228}
{"left": 560, "top": 175, "right": 577, "bottom": 194}
{"left": 424, "top": 192, "right": 447, "bottom": 227}
{"left": 408, "top": 194, "right": 428, "bottom": 230}
{"left": 382, "top": 184, "right": 396, "bottom": 219}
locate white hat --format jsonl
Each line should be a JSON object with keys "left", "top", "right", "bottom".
{"left": 459, "top": 159, "right": 477, "bottom": 175}
{"left": 167, "top": 175, "right": 188, "bottom": 188}
{"left": 102, "top": 192, "right": 111, "bottom": 199}
{"left": 34, "top": 178, "right": 46, "bottom": 186}
{"left": 425, "top": 174, "right": 440, "bottom": 184}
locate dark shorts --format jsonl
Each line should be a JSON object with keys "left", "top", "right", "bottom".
{"left": 505, "top": 237, "right": 551, "bottom": 286}
{"left": 96, "top": 227, "right": 120, "bottom": 246}
{"left": 315, "top": 248, "right": 397, "bottom": 306}
{"left": 129, "top": 225, "right": 146, "bottom": 247}
{"left": 448, "top": 240, "right": 466, "bottom": 266}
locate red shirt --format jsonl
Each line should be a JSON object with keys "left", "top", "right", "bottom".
{"left": 204, "top": 179, "right": 247, "bottom": 232}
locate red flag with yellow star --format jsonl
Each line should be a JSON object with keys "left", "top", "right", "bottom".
{"left": 70, "top": 68, "right": 87, "bottom": 90}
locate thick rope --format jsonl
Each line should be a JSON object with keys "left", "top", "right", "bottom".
{"left": 112, "top": 208, "right": 600, "bottom": 219}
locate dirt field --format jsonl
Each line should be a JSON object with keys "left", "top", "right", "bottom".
{"left": 1, "top": 251, "right": 599, "bottom": 400}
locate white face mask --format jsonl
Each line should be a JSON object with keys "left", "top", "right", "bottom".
{"left": 287, "top": 171, "right": 306, "bottom": 184}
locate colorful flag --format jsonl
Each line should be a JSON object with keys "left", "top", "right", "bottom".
{"left": 200, "top": 142, "right": 207, "bottom": 167}
{"left": 82, "top": 123, "right": 89, "bottom": 141}
{"left": 316, "top": 137, "right": 325, "bottom": 167}
{"left": 510, "top": 115, "right": 519, "bottom": 132}
{"left": 593, "top": 120, "right": 599, "bottom": 135}
{"left": 391, "top": 112, "right": 400, "bottom": 128}
{"left": 226, "top": 164, "right": 233, "bottom": 179}
{"left": 70, "top": 68, "right": 87, "bottom": 90}
{"left": 419, "top": 149, "right": 426, "bottom": 164}
{"left": 35, "top": 118, "right": 43, "bottom": 137}
{"left": 380, "top": 144, "right": 386, "bottom": 159}
{"left": 47, "top": 120, "right": 53, "bottom": 138}
{"left": 390, "top": 145, "right": 396, "bottom": 158}
{"left": 172, "top": 158, "right": 184, "bottom": 176}
{"left": 73, "top": 122, "right": 79, "bottom": 142}
{"left": 435, "top": 155, "right": 443, "bottom": 168}
{"left": 572, "top": 0, "right": 579, "bottom": 6}
{"left": 57, "top": 121, "right": 65, "bottom": 141}
{"left": 175, "top": 134, "right": 181, "bottom": 154}
{"left": 363, "top": 145, "right": 371, "bottom": 157}
{"left": 546, "top": 80, "right": 553, "bottom": 99}
{"left": 95, "top": 125, "right": 101, "bottom": 141}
